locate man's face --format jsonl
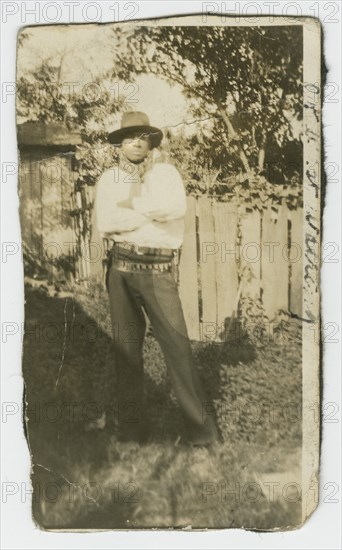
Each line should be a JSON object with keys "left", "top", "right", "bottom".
{"left": 121, "top": 132, "right": 151, "bottom": 163}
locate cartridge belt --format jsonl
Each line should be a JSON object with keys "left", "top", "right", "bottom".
{"left": 110, "top": 242, "right": 177, "bottom": 263}
{"left": 111, "top": 258, "right": 173, "bottom": 273}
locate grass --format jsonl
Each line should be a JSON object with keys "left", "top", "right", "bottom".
{"left": 23, "top": 280, "right": 303, "bottom": 531}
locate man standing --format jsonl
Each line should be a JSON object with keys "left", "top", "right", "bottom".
{"left": 95, "top": 112, "right": 218, "bottom": 446}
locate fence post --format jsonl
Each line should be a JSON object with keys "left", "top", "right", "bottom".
{"left": 179, "top": 196, "right": 200, "bottom": 340}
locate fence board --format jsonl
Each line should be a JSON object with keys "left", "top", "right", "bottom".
{"left": 61, "top": 156, "right": 72, "bottom": 226}
{"left": 261, "top": 202, "right": 289, "bottom": 319}
{"left": 29, "top": 157, "right": 43, "bottom": 252}
{"left": 196, "top": 197, "right": 217, "bottom": 338}
{"left": 19, "top": 157, "right": 32, "bottom": 249}
{"left": 212, "top": 202, "right": 239, "bottom": 331}
{"left": 289, "top": 208, "right": 303, "bottom": 316}
{"left": 240, "top": 209, "right": 261, "bottom": 298}
{"left": 179, "top": 196, "right": 200, "bottom": 340}
{"left": 41, "top": 157, "right": 63, "bottom": 255}
{"left": 61, "top": 158, "right": 78, "bottom": 267}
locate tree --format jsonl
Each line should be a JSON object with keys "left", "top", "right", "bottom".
{"left": 115, "top": 25, "right": 303, "bottom": 207}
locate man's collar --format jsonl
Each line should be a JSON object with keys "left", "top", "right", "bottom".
{"left": 118, "top": 152, "right": 150, "bottom": 179}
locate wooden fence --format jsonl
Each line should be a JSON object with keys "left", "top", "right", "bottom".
{"left": 19, "top": 152, "right": 76, "bottom": 260}
{"left": 19, "top": 150, "right": 90, "bottom": 282}
{"left": 177, "top": 196, "right": 302, "bottom": 340}
{"left": 19, "top": 153, "right": 303, "bottom": 341}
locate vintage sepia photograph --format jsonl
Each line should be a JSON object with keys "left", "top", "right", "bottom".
{"left": 16, "top": 15, "right": 321, "bottom": 530}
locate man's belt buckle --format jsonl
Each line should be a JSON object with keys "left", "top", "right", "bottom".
{"left": 128, "top": 243, "right": 143, "bottom": 256}
{"left": 125, "top": 243, "right": 144, "bottom": 256}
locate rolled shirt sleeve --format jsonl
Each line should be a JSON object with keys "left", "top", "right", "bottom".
{"left": 132, "top": 163, "right": 187, "bottom": 222}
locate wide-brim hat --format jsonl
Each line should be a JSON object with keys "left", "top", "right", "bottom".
{"left": 108, "top": 111, "right": 163, "bottom": 148}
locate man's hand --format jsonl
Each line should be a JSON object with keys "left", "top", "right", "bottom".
{"left": 117, "top": 198, "right": 134, "bottom": 209}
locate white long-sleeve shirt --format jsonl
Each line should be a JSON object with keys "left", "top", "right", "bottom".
{"left": 94, "top": 161, "right": 187, "bottom": 249}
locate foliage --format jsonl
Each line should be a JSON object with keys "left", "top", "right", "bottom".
{"left": 16, "top": 27, "right": 136, "bottom": 189}
{"left": 238, "top": 295, "right": 270, "bottom": 347}
{"left": 163, "top": 130, "right": 302, "bottom": 209}
{"left": 22, "top": 242, "right": 50, "bottom": 280}
{"left": 17, "top": 66, "right": 122, "bottom": 183}
{"left": 119, "top": 25, "right": 303, "bottom": 203}
{"left": 232, "top": 174, "right": 303, "bottom": 211}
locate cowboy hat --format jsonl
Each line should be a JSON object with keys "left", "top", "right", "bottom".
{"left": 108, "top": 111, "right": 163, "bottom": 148}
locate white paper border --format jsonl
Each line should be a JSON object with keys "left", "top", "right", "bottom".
{"left": 1, "top": 2, "right": 341, "bottom": 549}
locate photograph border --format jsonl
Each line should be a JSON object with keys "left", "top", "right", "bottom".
{"left": 1, "top": 2, "right": 340, "bottom": 549}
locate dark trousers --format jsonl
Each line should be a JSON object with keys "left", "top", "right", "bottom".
{"left": 107, "top": 262, "right": 218, "bottom": 444}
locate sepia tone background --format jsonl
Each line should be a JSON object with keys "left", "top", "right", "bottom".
{"left": 17, "top": 20, "right": 304, "bottom": 530}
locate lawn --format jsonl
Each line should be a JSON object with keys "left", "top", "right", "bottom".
{"left": 22, "top": 281, "right": 303, "bottom": 531}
